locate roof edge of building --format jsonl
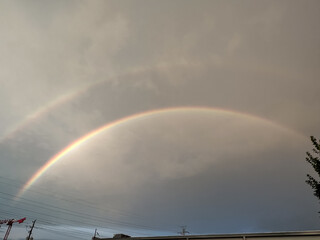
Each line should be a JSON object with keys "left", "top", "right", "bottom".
{"left": 93, "top": 230, "right": 320, "bottom": 240}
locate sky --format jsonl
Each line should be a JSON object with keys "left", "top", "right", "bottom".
{"left": 0, "top": 0, "right": 320, "bottom": 239}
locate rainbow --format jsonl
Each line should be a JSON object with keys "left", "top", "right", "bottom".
{"left": 0, "top": 75, "right": 118, "bottom": 144}
{"left": 0, "top": 87, "right": 88, "bottom": 143}
{"left": 16, "top": 106, "right": 304, "bottom": 200}
{"left": 1, "top": 60, "right": 298, "bottom": 144}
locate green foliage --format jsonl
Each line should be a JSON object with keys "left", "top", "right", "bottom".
{"left": 306, "top": 136, "right": 320, "bottom": 200}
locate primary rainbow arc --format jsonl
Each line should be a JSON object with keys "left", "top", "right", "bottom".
{"left": 16, "top": 106, "right": 303, "bottom": 200}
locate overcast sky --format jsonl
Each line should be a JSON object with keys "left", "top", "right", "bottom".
{"left": 0, "top": 1, "right": 320, "bottom": 240}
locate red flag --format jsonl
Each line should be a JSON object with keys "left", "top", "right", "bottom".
{"left": 15, "top": 217, "right": 26, "bottom": 224}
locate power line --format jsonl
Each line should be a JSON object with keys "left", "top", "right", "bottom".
{"left": 0, "top": 178, "right": 177, "bottom": 232}
{"left": 0, "top": 193, "right": 172, "bottom": 233}
{"left": 0, "top": 202, "right": 154, "bottom": 237}
{"left": 36, "top": 226, "right": 88, "bottom": 240}
{"left": 0, "top": 176, "right": 144, "bottom": 220}
{"left": 0, "top": 209, "right": 95, "bottom": 239}
{"left": 0, "top": 176, "right": 177, "bottom": 231}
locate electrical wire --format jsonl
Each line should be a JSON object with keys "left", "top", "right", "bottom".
{"left": 0, "top": 176, "right": 177, "bottom": 231}
{"left": 0, "top": 202, "right": 155, "bottom": 237}
{"left": 0, "top": 176, "right": 143, "bottom": 220}
{"left": 0, "top": 177, "right": 178, "bottom": 233}
{"left": 0, "top": 191, "right": 169, "bottom": 232}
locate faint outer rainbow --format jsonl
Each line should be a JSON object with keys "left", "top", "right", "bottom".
{"left": 0, "top": 86, "right": 89, "bottom": 143}
{"left": 1, "top": 61, "right": 298, "bottom": 144}
{"left": 16, "top": 106, "right": 304, "bottom": 200}
{"left": 0, "top": 75, "right": 116, "bottom": 143}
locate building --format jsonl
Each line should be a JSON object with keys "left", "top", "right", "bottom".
{"left": 93, "top": 231, "right": 320, "bottom": 240}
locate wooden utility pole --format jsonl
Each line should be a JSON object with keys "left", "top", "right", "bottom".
{"left": 26, "top": 219, "right": 36, "bottom": 240}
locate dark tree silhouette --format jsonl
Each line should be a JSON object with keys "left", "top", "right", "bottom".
{"left": 306, "top": 136, "right": 320, "bottom": 201}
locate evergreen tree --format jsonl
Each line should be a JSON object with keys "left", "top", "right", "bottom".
{"left": 306, "top": 136, "right": 320, "bottom": 200}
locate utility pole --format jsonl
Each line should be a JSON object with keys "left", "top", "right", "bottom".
{"left": 26, "top": 219, "right": 36, "bottom": 240}
{"left": 178, "top": 226, "right": 189, "bottom": 236}
{"left": 92, "top": 228, "right": 100, "bottom": 240}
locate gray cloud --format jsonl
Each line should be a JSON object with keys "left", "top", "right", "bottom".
{"left": 0, "top": 1, "right": 319, "bottom": 239}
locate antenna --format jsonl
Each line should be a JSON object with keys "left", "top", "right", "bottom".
{"left": 93, "top": 228, "right": 100, "bottom": 239}
{"left": 178, "top": 226, "right": 189, "bottom": 236}
{"left": 0, "top": 217, "right": 26, "bottom": 240}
